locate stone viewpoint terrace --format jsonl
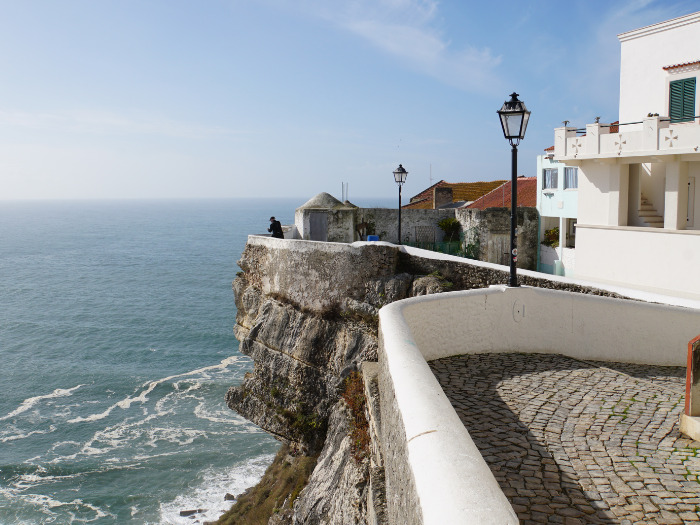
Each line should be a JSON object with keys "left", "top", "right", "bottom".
{"left": 377, "top": 283, "right": 700, "bottom": 525}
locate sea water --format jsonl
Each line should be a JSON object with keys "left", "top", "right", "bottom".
{"left": 0, "top": 199, "right": 303, "bottom": 524}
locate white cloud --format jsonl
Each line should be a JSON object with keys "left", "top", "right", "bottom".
{"left": 297, "top": 0, "right": 503, "bottom": 92}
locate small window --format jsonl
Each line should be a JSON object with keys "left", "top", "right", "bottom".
{"left": 669, "top": 77, "right": 696, "bottom": 123}
{"left": 564, "top": 167, "right": 578, "bottom": 189}
{"left": 543, "top": 168, "right": 558, "bottom": 190}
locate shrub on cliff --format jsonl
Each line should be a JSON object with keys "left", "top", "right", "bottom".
{"left": 341, "top": 371, "right": 370, "bottom": 463}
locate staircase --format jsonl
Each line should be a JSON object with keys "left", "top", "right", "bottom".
{"left": 638, "top": 194, "right": 664, "bottom": 228}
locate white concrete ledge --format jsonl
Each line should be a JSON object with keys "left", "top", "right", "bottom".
{"left": 379, "top": 297, "right": 518, "bottom": 525}
{"left": 378, "top": 285, "right": 700, "bottom": 524}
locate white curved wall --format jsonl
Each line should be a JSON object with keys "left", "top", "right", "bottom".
{"left": 378, "top": 285, "right": 700, "bottom": 524}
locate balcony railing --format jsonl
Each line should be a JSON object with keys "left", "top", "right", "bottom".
{"left": 554, "top": 115, "right": 700, "bottom": 160}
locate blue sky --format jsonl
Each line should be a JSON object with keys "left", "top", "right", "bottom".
{"left": 1, "top": 0, "right": 698, "bottom": 200}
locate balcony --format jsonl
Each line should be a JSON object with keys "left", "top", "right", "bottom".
{"left": 554, "top": 115, "right": 700, "bottom": 162}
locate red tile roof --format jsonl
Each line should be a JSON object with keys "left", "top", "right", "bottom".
{"left": 466, "top": 177, "right": 537, "bottom": 210}
{"left": 663, "top": 60, "right": 700, "bottom": 70}
{"left": 544, "top": 145, "right": 554, "bottom": 152}
{"left": 404, "top": 179, "right": 507, "bottom": 209}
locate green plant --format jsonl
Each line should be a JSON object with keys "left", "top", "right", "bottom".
{"left": 541, "top": 226, "right": 559, "bottom": 248}
{"left": 463, "top": 226, "right": 481, "bottom": 260}
{"left": 437, "top": 217, "right": 461, "bottom": 242}
{"left": 216, "top": 443, "right": 317, "bottom": 525}
{"left": 341, "top": 371, "right": 370, "bottom": 463}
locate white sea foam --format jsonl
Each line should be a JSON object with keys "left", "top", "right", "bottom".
{"left": 68, "top": 355, "right": 243, "bottom": 424}
{"left": 23, "top": 493, "right": 114, "bottom": 522}
{"left": 0, "top": 385, "right": 85, "bottom": 421}
{"left": 193, "top": 401, "right": 238, "bottom": 424}
{"left": 159, "top": 453, "right": 276, "bottom": 525}
{"left": 0, "top": 425, "right": 56, "bottom": 443}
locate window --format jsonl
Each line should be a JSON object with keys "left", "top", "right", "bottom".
{"left": 564, "top": 167, "right": 578, "bottom": 189}
{"left": 542, "top": 168, "right": 558, "bottom": 190}
{"left": 669, "top": 77, "right": 696, "bottom": 123}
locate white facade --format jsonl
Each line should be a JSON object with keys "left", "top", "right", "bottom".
{"left": 619, "top": 12, "right": 700, "bottom": 124}
{"left": 553, "top": 11, "right": 700, "bottom": 300}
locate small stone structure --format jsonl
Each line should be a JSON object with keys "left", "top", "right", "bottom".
{"left": 294, "top": 192, "right": 358, "bottom": 243}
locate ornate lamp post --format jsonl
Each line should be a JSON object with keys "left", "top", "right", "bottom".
{"left": 393, "top": 164, "right": 408, "bottom": 244}
{"left": 497, "top": 92, "right": 531, "bottom": 287}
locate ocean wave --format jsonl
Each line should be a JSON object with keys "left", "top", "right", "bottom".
{"left": 158, "top": 453, "right": 276, "bottom": 525}
{"left": 0, "top": 385, "right": 85, "bottom": 421}
{"left": 68, "top": 355, "right": 243, "bottom": 424}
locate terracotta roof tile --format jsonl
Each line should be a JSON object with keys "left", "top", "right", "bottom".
{"left": 663, "top": 60, "right": 700, "bottom": 70}
{"left": 404, "top": 180, "right": 507, "bottom": 209}
{"left": 466, "top": 177, "right": 537, "bottom": 210}
{"left": 544, "top": 145, "right": 554, "bottom": 152}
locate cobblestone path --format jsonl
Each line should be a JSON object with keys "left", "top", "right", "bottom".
{"left": 429, "top": 354, "right": 700, "bottom": 524}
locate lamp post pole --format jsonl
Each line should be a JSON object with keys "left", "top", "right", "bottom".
{"left": 497, "top": 92, "right": 531, "bottom": 288}
{"left": 398, "top": 183, "right": 402, "bottom": 244}
{"left": 393, "top": 164, "right": 408, "bottom": 245}
{"left": 510, "top": 144, "right": 518, "bottom": 287}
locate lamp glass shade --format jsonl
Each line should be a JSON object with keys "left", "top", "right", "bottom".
{"left": 497, "top": 92, "right": 530, "bottom": 142}
{"left": 393, "top": 164, "right": 408, "bottom": 184}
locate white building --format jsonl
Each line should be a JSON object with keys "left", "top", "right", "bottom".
{"left": 536, "top": 150, "right": 578, "bottom": 277}
{"left": 553, "top": 11, "right": 700, "bottom": 300}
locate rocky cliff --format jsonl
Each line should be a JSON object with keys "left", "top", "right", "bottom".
{"left": 221, "top": 237, "right": 622, "bottom": 525}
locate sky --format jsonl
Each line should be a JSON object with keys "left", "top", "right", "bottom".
{"left": 1, "top": 0, "right": 699, "bottom": 201}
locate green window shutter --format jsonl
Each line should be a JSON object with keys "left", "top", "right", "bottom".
{"left": 684, "top": 78, "right": 696, "bottom": 120}
{"left": 669, "top": 78, "right": 696, "bottom": 123}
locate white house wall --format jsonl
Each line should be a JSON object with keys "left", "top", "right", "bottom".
{"left": 618, "top": 12, "right": 700, "bottom": 123}
{"left": 575, "top": 224, "right": 700, "bottom": 299}
{"left": 577, "top": 162, "right": 629, "bottom": 226}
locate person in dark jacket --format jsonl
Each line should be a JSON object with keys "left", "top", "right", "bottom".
{"left": 268, "top": 217, "right": 284, "bottom": 239}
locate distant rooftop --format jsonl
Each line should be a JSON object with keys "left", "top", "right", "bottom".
{"left": 404, "top": 180, "right": 507, "bottom": 210}
{"left": 297, "top": 192, "right": 355, "bottom": 210}
{"left": 466, "top": 177, "right": 537, "bottom": 210}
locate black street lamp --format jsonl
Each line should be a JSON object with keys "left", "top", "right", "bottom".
{"left": 497, "top": 92, "right": 530, "bottom": 287}
{"left": 393, "top": 164, "right": 408, "bottom": 244}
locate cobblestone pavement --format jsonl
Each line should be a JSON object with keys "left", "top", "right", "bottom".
{"left": 429, "top": 353, "right": 700, "bottom": 524}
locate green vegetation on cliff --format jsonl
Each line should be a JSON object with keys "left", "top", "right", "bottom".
{"left": 216, "top": 444, "right": 317, "bottom": 525}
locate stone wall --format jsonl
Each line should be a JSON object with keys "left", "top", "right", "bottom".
{"left": 357, "top": 208, "right": 455, "bottom": 244}
{"left": 456, "top": 206, "right": 539, "bottom": 270}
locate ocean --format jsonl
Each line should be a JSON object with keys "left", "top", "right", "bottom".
{"left": 0, "top": 199, "right": 303, "bottom": 524}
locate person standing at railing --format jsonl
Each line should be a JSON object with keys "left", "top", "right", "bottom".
{"left": 268, "top": 216, "right": 284, "bottom": 239}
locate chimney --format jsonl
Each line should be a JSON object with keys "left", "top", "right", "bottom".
{"left": 433, "top": 187, "right": 453, "bottom": 209}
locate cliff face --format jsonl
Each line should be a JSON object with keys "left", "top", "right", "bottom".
{"left": 224, "top": 239, "right": 421, "bottom": 524}
{"left": 226, "top": 241, "right": 413, "bottom": 455}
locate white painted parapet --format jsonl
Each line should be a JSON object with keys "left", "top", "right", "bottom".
{"left": 378, "top": 285, "right": 700, "bottom": 524}
{"left": 378, "top": 294, "right": 518, "bottom": 525}
{"left": 554, "top": 116, "right": 700, "bottom": 162}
